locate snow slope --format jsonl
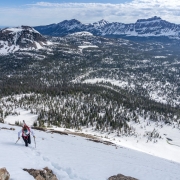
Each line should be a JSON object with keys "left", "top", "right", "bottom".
{"left": 1, "top": 123, "right": 180, "bottom": 180}
{"left": 2, "top": 99, "right": 180, "bottom": 164}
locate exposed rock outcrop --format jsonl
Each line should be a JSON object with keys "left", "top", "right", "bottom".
{"left": 23, "top": 167, "right": 58, "bottom": 180}
{"left": 0, "top": 127, "right": 15, "bottom": 131}
{"left": 87, "top": 138, "right": 115, "bottom": 146}
{"left": 108, "top": 174, "right": 138, "bottom": 180}
{"left": 0, "top": 168, "right": 10, "bottom": 180}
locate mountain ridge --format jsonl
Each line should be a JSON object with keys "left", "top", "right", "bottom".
{"left": 34, "top": 16, "right": 180, "bottom": 39}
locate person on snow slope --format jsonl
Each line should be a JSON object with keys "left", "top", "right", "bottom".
{"left": 18, "top": 121, "right": 35, "bottom": 147}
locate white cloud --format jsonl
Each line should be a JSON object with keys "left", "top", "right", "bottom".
{"left": 1, "top": 0, "right": 180, "bottom": 26}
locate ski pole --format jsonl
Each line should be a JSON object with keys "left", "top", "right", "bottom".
{"left": 34, "top": 136, "right": 36, "bottom": 148}
{"left": 15, "top": 139, "right": 20, "bottom": 144}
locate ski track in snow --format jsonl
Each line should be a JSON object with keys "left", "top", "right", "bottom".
{"left": 0, "top": 123, "right": 180, "bottom": 180}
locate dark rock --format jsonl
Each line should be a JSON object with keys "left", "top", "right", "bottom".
{"left": 0, "top": 167, "right": 10, "bottom": 180}
{"left": 48, "top": 130, "right": 68, "bottom": 136}
{"left": 87, "top": 139, "right": 115, "bottom": 146}
{"left": 0, "top": 127, "right": 15, "bottom": 131}
{"left": 36, "top": 174, "right": 45, "bottom": 180}
{"left": 23, "top": 167, "right": 58, "bottom": 180}
{"left": 108, "top": 174, "right": 138, "bottom": 180}
{"left": 9, "top": 128, "right": 15, "bottom": 131}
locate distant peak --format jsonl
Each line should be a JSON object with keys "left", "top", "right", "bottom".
{"left": 136, "top": 16, "right": 162, "bottom": 23}
{"left": 60, "top": 19, "right": 81, "bottom": 25}
{"left": 93, "top": 19, "right": 109, "bottom": 27}
{"left": 99, "top": 19, "right": 109, "bottom": 23}
{"left": 69, "top": 19, "right": 81, "bottom": 23}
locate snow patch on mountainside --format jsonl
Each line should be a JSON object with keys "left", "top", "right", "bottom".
{"left": 83, "top": 78, "right": 132, "bottom": 89}
{"left": 78, "top": 45, "right": 98, "bottom": 49}
{"left": 0, "top": 41, "right": 20, "bottom": 54}
{"left": 69, "top": 31, "right": 93, "bottom": 36}
{"left": 0, "top": 41, "right": 44, "bottom": 55}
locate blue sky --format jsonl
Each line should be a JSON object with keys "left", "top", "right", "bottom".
{"left": 0, "top": 0, "right": 180, "bottom": 26}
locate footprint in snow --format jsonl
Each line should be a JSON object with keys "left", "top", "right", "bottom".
{"left": 43, "top": 156, "right": 50, "bottom": 162}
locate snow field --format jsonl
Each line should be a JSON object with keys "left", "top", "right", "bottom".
{"left": 4, "top": 108, "right": 38, "bottom": 126}
{"left": 1, "top": 123, "right": 180, "bottom": 180}
{"left": 76, "top": 118, "right": 180, "bottom": 164}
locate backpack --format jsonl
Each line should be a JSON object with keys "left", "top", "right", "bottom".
{"left": 22, "top": 125, "right": 30, "bottom": 139}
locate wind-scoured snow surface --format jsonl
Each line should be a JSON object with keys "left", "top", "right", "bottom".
{"left": 1, "top": 112, "right": 180, "bottom": 180}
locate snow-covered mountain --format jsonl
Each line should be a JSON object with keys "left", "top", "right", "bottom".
{"left": 34, "top": 19, "right": 85, "bottom": 37}
{"left": 0, "top": 26, "right": 47, "bottom": 54}
{"left": 34, "top": 16, "right": 180, "bottom": 39}
{"left": 92, "top": 19, "right": 109, "bottom": 29}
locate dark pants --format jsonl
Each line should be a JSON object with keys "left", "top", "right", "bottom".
{"left": 22, "top": 135, "right": 31, "bottom": 147}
